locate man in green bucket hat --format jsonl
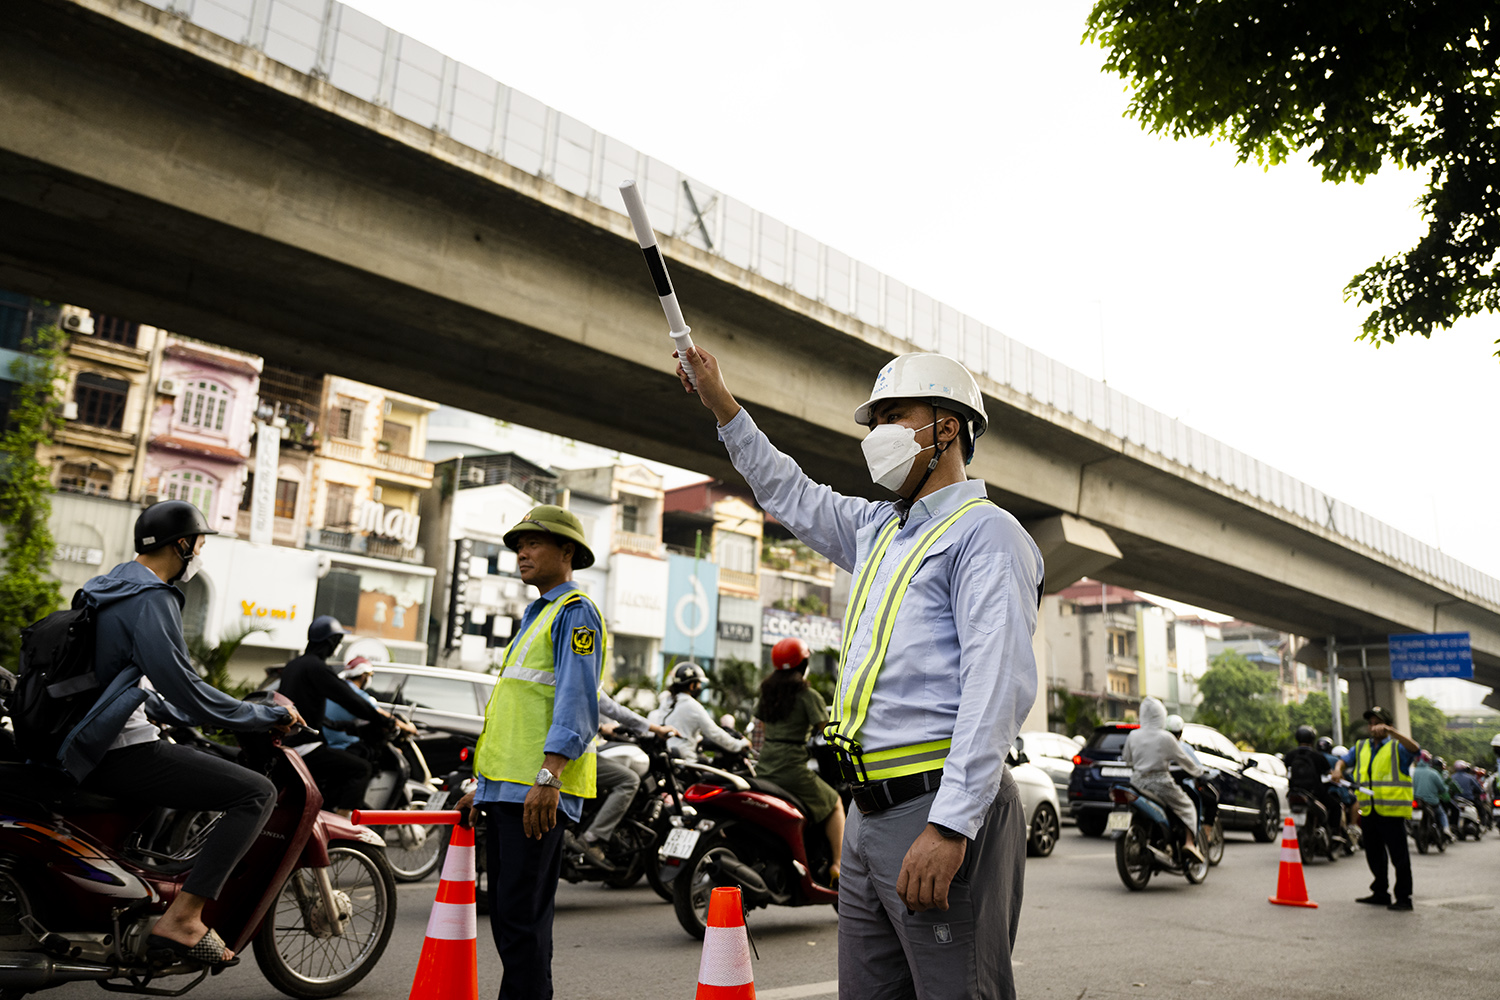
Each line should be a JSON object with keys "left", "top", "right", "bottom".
{"left": 456, "top": 504, "right": 604, "bottom": 999}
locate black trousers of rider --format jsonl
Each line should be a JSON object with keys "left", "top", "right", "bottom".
{"left": 302, "top": 744, "right": 372, "bottom": 811}
{"left": 82, "top": 740, "right": 275, "bottom": 899}
{"left": 484, "top": 802, "right": 566, "bottom": 1000}
{"left": 1359, "top": 812, "right": 1412, "bottom": 902}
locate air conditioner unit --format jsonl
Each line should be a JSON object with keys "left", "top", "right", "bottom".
{"left": 157, "top": 377, "right": 182, "bottom": 397}
{"left": 62, "top": 401, "right": 78, "bottom": 421}
{"left": 58, "top": 307, "right": 93, "bottom": 335}
{"left": 463, "top": 466, "right": 485, "bottom": 486}
{"left": 371, "top": 485, "right": 383, "bottom": 502}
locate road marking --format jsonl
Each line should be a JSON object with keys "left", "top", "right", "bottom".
{"left": 759, "top": 981, "right": 839, "bottom": 998}
{"left": 1417, "top": 894, "right": 1493, "bottom": 908}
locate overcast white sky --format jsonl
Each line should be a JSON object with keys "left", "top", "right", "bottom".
{"left": 351, "top": 0, "right": 1499, "bottom": 587}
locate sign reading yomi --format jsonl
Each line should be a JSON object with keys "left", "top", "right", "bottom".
{"left": 1389, "top": 632, "right": 1473, "bottom": 681}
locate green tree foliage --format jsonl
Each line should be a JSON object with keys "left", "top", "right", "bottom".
{"left": 1085, "top": 2, "right": 1500, "bottom": 353}
{"left": 0, "top": 324, "right": 65, "bottom": 669}
{"left": 702, "top": 657, "right": 762, "bottom": 730}
{"left": 1048, "top": 685, "right": 1103, "bottom": 738}
{"left": 1194, "top": 650, "right": 1288, "bottom": 750}
{"left": 1404, "top": 695, "right": 1500, "bottom": 768}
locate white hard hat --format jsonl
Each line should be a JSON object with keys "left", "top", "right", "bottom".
{"left": 853, "top": 354, "right": 988, "bottom": 458}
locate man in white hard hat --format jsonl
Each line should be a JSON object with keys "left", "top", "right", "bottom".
{"left": 677, "top": 347, "right": 1043, "bottom": 1000}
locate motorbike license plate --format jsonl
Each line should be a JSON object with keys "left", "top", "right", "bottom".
{"left": 661, "top": 827, "right": 701, "bottom": 860}
{"left": 1411, "top": 807, "right": 1422, "bottom": 820}
{"left": 1101, "top": 765, "right": 1131, "bottom": 778}
{"left": 1105, "top": 810, "right": 1131, "bottom": 833}
{"left": 1291, "top": 809, "right": 1307, "bottom": 827}
{"left": 426, "top": 789, "right": 450, "bottom": 810}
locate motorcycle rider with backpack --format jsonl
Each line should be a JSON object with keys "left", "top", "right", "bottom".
{"left": 1285, "top": 726, "right": 1341, "bottom": 842}
{"left": 47, "top": 500, "right": 301, "bottom": 967}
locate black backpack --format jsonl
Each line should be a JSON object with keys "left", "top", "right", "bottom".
{"left": 13, "top": 593, "right": 101, "bottom": 765}
{"left": 1285, "top": 746, "right": 1324, "bottom": 791}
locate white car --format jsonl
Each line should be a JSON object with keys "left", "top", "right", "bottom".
{"left": 1008, "top": 747, "right": 1062, "bottom": 858}
{"left": 1017, "top": 730, "right": 1085, "bottom": 800}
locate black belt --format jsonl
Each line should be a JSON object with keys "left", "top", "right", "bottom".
{"left": 765, "top": 738, "right": 805, "bottom": 744}
{"left": 850, "top": 770, "right": 943, "bottom": 815}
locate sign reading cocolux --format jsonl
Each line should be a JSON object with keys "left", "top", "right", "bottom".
{"left": 1389, "top": 632, "right": 1473, "bottom": 680}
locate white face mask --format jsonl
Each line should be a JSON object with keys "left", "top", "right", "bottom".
{"left": 176, "top": 557, "right": 200, "bottom": 585}
{"left": 861, "top": 421, "right": 935, "bottom": 492}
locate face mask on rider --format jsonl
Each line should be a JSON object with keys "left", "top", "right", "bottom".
{"left": 861, "top": 420, "right": 935, "bottom": 492}
{"left": 171, "top": 537, "right": 200, "bottom": 585}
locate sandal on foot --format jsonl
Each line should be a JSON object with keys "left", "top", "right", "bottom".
{"left": 147, "top": 929, "right": 239, "bottom": 970}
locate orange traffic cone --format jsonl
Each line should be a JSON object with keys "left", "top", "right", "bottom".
{"left": 695, "top": 886, "right": 755, "bottom": 999}
{"left": 409, "top": 824, "right": 479, "bottom": 1000}
{"left": 1268, "top": 815, "right": 1318, "bottom": 908}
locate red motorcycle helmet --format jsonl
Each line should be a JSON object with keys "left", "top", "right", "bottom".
{"left": 771, "top": 637, "right": 811, "bottom": 671}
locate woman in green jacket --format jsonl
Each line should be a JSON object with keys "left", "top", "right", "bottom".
{"left": 754, "top": 638, "right": 845, "bottom": 882}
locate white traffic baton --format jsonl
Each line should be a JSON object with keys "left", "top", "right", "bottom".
{"left": 618, "top": 180, "right": 699, "bottom": 387}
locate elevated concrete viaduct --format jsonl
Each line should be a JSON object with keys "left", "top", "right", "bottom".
{"left": 4, "top": 0, "right": 1498, "bottom": 716}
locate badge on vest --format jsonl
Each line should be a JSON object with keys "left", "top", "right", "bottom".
{"left": 571, "top": 626, "right": 596, "bottom": 656}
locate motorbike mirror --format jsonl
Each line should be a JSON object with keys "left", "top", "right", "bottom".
{"left": 1013, "top": 751, "right": 1029, "bottom": 765}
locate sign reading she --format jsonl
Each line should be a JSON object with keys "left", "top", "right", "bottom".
{"left": 761, "top": 608, "right": 842, "bottom": 652}
{"left": 354, "top": 499, "right": 421, "bottom": 550}
{"left": 1389, "top": 632, "right": 1473, "bottom": 680}
{"left": 55, "top": 545, "right": 104, "bottom": 566}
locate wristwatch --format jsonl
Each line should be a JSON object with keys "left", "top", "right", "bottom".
{"left": 534, "top": 767, "right": 563, "bottom": 789}
{"left": 931, "top": 823, "right": 965, "bottom": 840}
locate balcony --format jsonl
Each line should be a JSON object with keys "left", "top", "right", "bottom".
{"left": 719, "top": 568, "right": 760, "bottom": 593}
{"left": 375, "top": 450, "right": 435, "bottom": 480}
{"left": 307, "top": 528, "right": 425, "bottom": 564}
{"left": 613, "top": 531, "right": 664, "bottom": 557}
{"left": 324, "top": 439, "right": 364, "bottom": 463}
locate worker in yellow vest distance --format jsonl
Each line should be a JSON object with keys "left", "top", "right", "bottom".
{"left": 1333, "top": 705, "right": 1421, "bottom": 910}
{"left": 455, "top": 505, "right": 604, "bottom": 1000}
{"left": 676, "top": 347, "right": 1044, "bottom": 1000}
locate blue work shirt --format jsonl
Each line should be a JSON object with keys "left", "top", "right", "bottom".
{"left": 473, "top": 581, "right": 602, "bottom": 823}
{"left": 324, "top": 684, "right": 381, "bottom": 750}
{"left": 720, "top": 408, "right": 1044, "bottom": 838}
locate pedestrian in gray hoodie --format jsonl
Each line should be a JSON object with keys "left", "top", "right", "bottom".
{"left": 1122, "top": 697, "right": 1205, "bottom": 861}
{"left": 59, "top": 501, "right": 302, "bottom": 969}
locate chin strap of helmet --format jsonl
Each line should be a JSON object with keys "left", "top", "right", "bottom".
{"left": 895, "top": 402, "right": 952, "bottom": 528}
{"left": 168, "top": 535, "right": 197, "bottom": 584}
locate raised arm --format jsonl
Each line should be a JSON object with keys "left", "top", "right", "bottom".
{"left": 677, "top": 345, "right": 879, "bottom": 572}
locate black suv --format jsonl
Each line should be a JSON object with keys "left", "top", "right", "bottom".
{"left": 1067, "top": 721, "right": 1286, "bottom": 841}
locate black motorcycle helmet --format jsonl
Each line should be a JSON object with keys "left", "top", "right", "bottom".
{"left": 1315, "top": 737, "right": 1334, "bottom": 753}
{"left": 306, "top": 616, "right": 347, "bottom": 658}
{"left": 135, "top": 499, "right": 217, "bottom": 554}
{"left": 1295, "top": 725, "right": 1317, "bottom": 746}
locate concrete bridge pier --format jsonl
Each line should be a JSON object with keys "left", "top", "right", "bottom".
{"left": 1304, "top": 642, "right": 1410, "bottom": 746}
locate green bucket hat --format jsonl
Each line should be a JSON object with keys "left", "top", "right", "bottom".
{"left": 503, "top": 505, "right": 595, "bottom": 569}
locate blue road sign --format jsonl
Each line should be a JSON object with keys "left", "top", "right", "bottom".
{"left": 1389, "top": 632, "right": 1473, "bottom": 680}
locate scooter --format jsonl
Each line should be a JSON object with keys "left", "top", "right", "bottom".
{"left": 662, "top": 748, "right": 838, "bottom": 939}
{"left": 1454, "top": 797, "right": 1485, "bottom": 841}
{"left": 1109, "top": 768, "right": 1217, "bottom": 890}
{"left": 0, "top": 693, "right": 397, "bottom": 1000}
{"left": 351, "top": 715, "right": 447, "bottom": 882}
{"left": 1408, "top": 799, "right": 1447, "bottom": 854}
{"left": 1287, "top": 789, "right": 1339, "bottom": 863}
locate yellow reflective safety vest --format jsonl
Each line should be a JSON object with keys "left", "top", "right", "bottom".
{"left": 1352, "top": 737, "right": 1412, "bottom": 818}
{"left": 474, "top": 589, "right": 605, "bottom": 798}
{"left": 826, "top": 497, "right": 993, "bottom": 782}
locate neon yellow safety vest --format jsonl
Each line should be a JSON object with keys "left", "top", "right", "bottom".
{"left": 1353, "top": 738, "right": 1412, "bottom": 818}
{"left": 826, "top": 497, "right": 994, "bottom": 782}
{"left": 474, "top": 590, "right": 606, "bottom": 798}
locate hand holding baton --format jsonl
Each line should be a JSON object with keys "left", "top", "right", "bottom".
{"left": 618, "top": 180, "right": 697, "bottom": 387}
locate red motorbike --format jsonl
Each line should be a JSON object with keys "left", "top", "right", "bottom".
{"left": 0, "top": 695, "right": 397, "bottom": 1000}
{"left": 662, "top": 750, "right": 839, "bottom": 939}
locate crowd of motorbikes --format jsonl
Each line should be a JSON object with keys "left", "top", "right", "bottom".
{"left": 0, "top": 663, "right": 847, "bottom": 1000}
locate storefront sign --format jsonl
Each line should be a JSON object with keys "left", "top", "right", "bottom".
{"left": 248, "top": 419, "right": 278, "bottom": 545}
{"left": 718, "top": 621, "right": 754, "bottom": 643}
{"left": 761, "top": 608, "right": 842, "bottom": 652}
{"left": 354, "top": 499, "right": 421, "bottom": 550}
{"left": 240, "top": 600, "right": 299, "bottom": 622}
{"left": 55, "top": 544, "right": 104, "bottom": 566}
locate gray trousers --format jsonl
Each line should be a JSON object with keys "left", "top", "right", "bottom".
{"left": 584, "top": 755, "right": 640, "bottom": 843}
{"left": 838, "top": 772, "right": 1025, "bottom": 1000}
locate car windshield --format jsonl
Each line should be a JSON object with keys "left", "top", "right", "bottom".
{"left": 1085, "top": 730, "right": 1131, "bottom": 754}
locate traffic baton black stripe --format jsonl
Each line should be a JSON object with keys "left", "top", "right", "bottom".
{"left": 639, "top": 245, "right": 675, "bottom": 298}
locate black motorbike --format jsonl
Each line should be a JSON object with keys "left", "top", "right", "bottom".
{"left": 1408, "top": 799, "right": 1447, "bottom": 854}
{"left": 1287, "top": 788, "right": 1340, "bottom": 864}
{"left": 346, "top": 716, "right": 447, "bottom": 882}
{"left": 1109, "top": 768, "right": 1220, "bottom": 890}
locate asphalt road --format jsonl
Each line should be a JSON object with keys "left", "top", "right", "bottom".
{"left": 43, "top": 821, "right": 1500, "bottom": 999}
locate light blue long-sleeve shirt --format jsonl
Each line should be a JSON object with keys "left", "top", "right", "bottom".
{"left": 324, "top": 684, "right": 380, "bottom": 750}
{"left": 719, "top": 408, "right": 1044, "bottom": 837}
{"left": 474, "top": 582, "right": 602, "bottom": 823}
